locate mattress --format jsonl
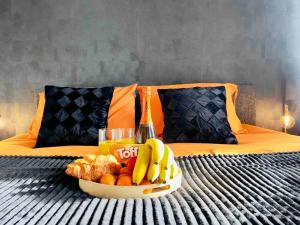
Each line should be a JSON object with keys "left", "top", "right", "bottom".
{"left": 1, "top": 125, "right": 300, "bottom": 157}
{"left": 0, "top": 153, "right": 299, "bottom": 224}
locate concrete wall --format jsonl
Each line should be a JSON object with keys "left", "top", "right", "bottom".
{"left": 1, "top": 0, "right": 300, "bottom": 138}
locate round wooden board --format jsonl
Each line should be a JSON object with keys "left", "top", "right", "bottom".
{"left": 79, "top": 172, "right": 182, "bottom": 199}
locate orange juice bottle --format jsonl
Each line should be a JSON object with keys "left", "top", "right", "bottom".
{"left": 136, "top": 87, "right": 156, "bottom": 144}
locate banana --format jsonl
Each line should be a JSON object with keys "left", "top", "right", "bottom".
{"left": 146, "top": 139, "right": 165, "bottom": 181}
{"left": 132, "top": 144, "right": 151, "bottom": 185}
{"left": 159, "top": 167, "right": 170, "bottom": 183}
{"left": 145, "top": 138, "right": 164, "bottom": 164}
{"left": 176, "top": 167, "right": 181, "bottom": 177}
{"left": 159, "top": 145, "right": 174, "bottom": 183}
{"left": 170, "top": 161, "right": 179, "bottom": 179}
{"left": 147, "top": 163, "right": 160, "bottom": 182}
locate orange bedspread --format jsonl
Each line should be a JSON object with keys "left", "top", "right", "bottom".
{"left": 1, "top": 125, "right": 300, "bottom": 157}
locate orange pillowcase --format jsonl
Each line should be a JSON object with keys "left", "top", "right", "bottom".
{"left": 107, "top": 84, "right": 137, "bottom": 129}
{"left": 28, "top": 84, "right": 137, "bottom": 139}
{"left": 28, "top": 92, "right": 46, "bottom": 139}
{"left": 138, "top": 83, "right": 244, "bottom": 137}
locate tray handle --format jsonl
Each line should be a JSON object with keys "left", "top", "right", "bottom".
{"left": 143, "top": 184, "right": 171, "bottom": 195}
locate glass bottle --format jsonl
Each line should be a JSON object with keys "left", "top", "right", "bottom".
{"left": 136, "top": 87, "right": 156, "bottom": 144}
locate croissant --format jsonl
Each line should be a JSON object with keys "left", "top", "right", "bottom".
{"left": 83, "top": 154, "right": 97, "bottom": 164}
{"left": 80, "top": 164, "right": 92, "bottom": 181}
{"left": 90, "top": 165, "right": 103, "bottom": 181}
{"left": 65, "top": 154, "right": 121, "bottom": 182}
{"left": 93, "top": 155, "right": 119, "bottom": 166}
{"left": 74, "top": 159, "right": 90, "bottom": 165}
{"left": 65, "top": 164, "right": 82, "bottom": 178}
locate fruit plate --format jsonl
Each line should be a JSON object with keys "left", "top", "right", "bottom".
{"left": 79, "top": 172, "right": 182, "bottom": 199}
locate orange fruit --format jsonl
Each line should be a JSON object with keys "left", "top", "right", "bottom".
{"left": 100, "top": 174, "right": 116, "bottom": 185}
{"left": 140, "top": 180, "right": 151, "bottom": 185}
{"left": 118, "top": 173, "right": 129, "bottom": 178}
{"left": 117, "top": 175, "right": 133, "bottom": 186}
{"left": 119, "top": 167, "right": 132, "bottom": 176}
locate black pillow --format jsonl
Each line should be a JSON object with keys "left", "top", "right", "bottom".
{"left": 35, "top": 85, "right": 114, "bottom": 147}
{"left": 158, "top": 86, "right": 238, "bottom": 144}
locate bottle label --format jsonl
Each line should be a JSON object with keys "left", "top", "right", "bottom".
{"left": 140, "top": 87, "right": 152, "bottom": 125}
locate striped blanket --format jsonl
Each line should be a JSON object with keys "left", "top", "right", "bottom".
{"left": 0, "top": 153, "right": 299, "bottom": 225}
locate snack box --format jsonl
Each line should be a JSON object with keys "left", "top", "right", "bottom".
{"left": 111, "top": 144, "right": 142, "bottom": 165}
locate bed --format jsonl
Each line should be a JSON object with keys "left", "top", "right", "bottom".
{"left": 0, "top": 84, "right": 300, "bottom": 224}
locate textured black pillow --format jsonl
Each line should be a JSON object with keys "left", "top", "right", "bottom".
{"left": 158, "top": 86, "right": 238, "bottom": 144}
{"left": 35, "top": 86, "right": 114, "bottom": 147}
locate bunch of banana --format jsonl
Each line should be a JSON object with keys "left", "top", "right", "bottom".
{"left": 132, "top": 138, "right": 180, "bottom": 185}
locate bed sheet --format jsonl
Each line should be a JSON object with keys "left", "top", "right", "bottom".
{"left": 0, "top": 125, "right": 300, "bottom": 157}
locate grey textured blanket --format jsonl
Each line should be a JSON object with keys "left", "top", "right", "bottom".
{"left": 0, "top": 153, "right": 299, "bottom": 225}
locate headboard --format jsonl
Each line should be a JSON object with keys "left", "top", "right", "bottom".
{"left": 236, "top": 84, "right": 256, "bottom": 125}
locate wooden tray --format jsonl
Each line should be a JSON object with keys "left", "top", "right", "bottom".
{"left": 79, "top": 172, "right": 182, "bottom": 199}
